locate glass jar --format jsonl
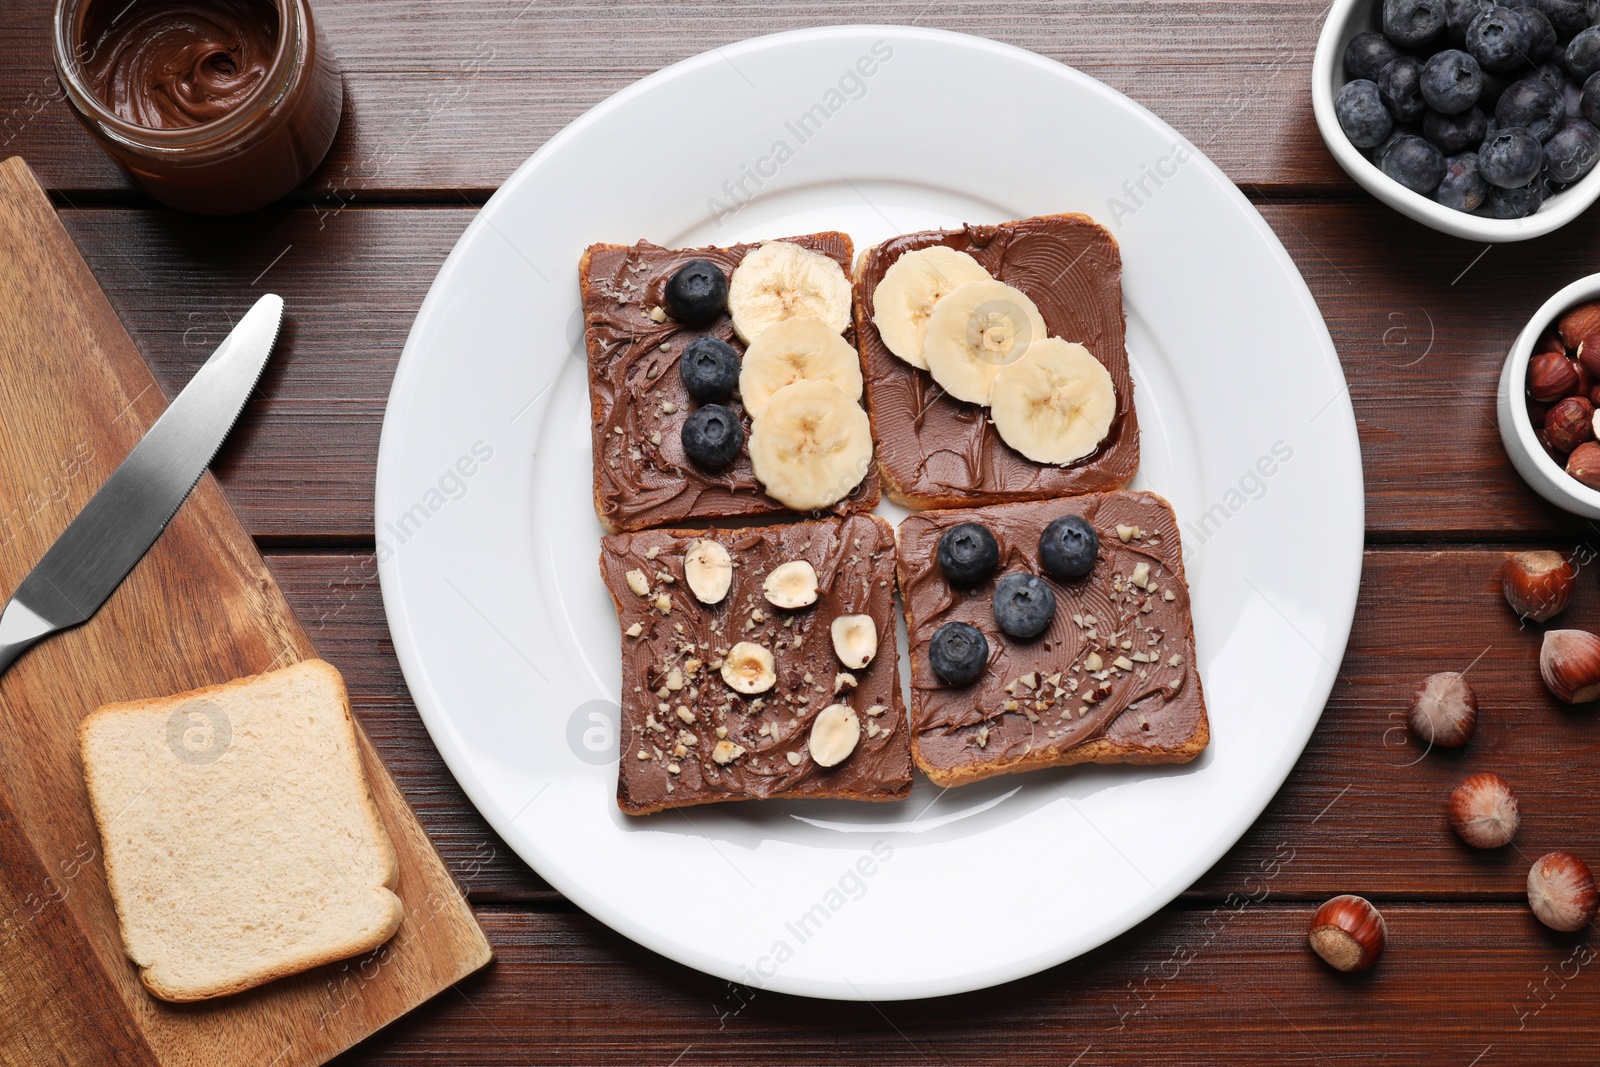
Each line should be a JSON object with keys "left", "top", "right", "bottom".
{"left": 52, "top": 0, "right": 343, "bottom": 214}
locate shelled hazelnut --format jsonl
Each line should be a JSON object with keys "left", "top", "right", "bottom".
{"left": 1558, "top": 301, "right": 1600, "bottom": 350}
{"left": 1539, "top": 630, "right": 1600, "bottom": 703}
{"left": 1545, "top": 397, "right": 1596, "bottom": 453}
{"left": 1501, "top": 550, "right": 1576, "bottom": 623}
{"left": 1447, "top": 774, "right": 1520, "bottom": 849}
{"left": 1406, "top": 672, "right": 1477, "bottom": 748}
{"left": 1308, "top": 895, "right": 1386, "bottom": 972}
{"left": 1527, "top": 852, "right": 1599, "bottom": 932}
{"left": 1529, "top": 351, "right": 1581, "bottom": 403}
{"left": 1568, "top": 442, "right": 1600, "bottom": 489}
{"left": 1579, "top": 333, "right": 1600, "bottom": 378}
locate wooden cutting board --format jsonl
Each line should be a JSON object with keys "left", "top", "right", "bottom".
{"left": 0, "top": 156, "right": 491, "bottom": 1066}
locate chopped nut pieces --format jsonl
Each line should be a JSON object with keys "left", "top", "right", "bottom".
{"left": 764, "top": 560, "right": 820, "bottom": 609}
{"left": 625, "top": 569, "right": 651, "bottom": 596}
{"left": 712, "top": 740, "right": 746, "bottom": 765}
{"left": 684, "top": 539, "right": 734, "bottom": 605}
{"left": 786, "top": 751, "right": 803, "bottom": 766}
{"left": 625, "top": 622, "right": 644, "bottom": 638}
{"left": 809, "top": 704, "right": 861, "bottom": 767}
{"left": 653, "top": 594, "right": 672, "bottom": 615}
{"left": 833, "top": 671, "right": 858, "bottom": 693}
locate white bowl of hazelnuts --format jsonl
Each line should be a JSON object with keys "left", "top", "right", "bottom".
{"left": 1498, "top": 272, "right": 1600, "bottom": 516}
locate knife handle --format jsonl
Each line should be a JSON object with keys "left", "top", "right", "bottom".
{"left": 0, "top": 599, "right": 55, "bottom": 680}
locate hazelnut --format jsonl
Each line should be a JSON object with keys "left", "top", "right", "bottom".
{"left": 1529, "top": 351, "right": 1581, "bottom": 402}
{"left": 1308, "top": 895, "right": 1386, "bottom": 972}
{"left": 1558, "top": 300, "right": 1600, "bottom": 350}
{"left": 1406, "top": 671, "right": 1477, "bottom": 748}
{"left": 1568, "top": 441, "right": 1600, "bottom": 488}
{"left": 1547, "top": 396, "right": 1597, "bottom": 453}
{"left": 1539, "top": 629, "right": 1600, "bottom": 703}
{"left": 1528, "top": 398, "right": 1553, "bottom": 427}
{"left": 1578, "top": 361, "right": 1595, "bottom": 399}
{"left": 1527, "top": 852, "right": 1599, "bottom": 932}
{"left": 1447, "top": 773, "right": 1520, "bottom": 849}
{"left": 1580, "top": 335, "right": 1600, "bottom": 382}
{"left": 1501, "top": 550, "right": 1576, "bottom": 622}
{"left": 1537, "top": 329, "right": 1568, "bottom": 356}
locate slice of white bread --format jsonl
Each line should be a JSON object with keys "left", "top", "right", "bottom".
{"left": 79, "top": 659, "right": 404, "bottom": 1002}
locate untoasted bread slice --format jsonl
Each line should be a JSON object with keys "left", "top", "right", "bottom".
{"left": 79, "top": 659, "right": 403, "bottom": 1002}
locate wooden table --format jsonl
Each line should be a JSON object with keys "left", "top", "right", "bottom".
{"left": 5, "top": 0, "right": 1600, "bottom": 1061}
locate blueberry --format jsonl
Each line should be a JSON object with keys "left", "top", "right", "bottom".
{"left": 1583, "top": 70, "right": 1600, "bottom": 125}
{"left": 1337, "top": 80, "right": 1396, "bottom": 148}
{"left": 1480, "top": 125, "right": 1547, "bottom": 183}
{"left": 1545, "top": 118, "right": 1600, "bottom": 181}
{"left": 678, "top": 336, "right": 740, "bottom": 401}
{"left": 992, "top": 573, "right": 1057, "bottom": 639}
{"left": 1479, "top": 67, "right": 1511, "bottom": 107}
{"left": 1385, "top": 0, "right": 1448, "bottom": 45}
{"left": 1425, "top": 105, "right": 1489, "bottom": 150}
{"left": 928, "top": 622, "right": 988, "bottom": 685}
{"left": 679, "top": 403, "right": 742, "bottom": 470}
{"left": 1468, "top": 6, "right": 1535, "bottom": 71}
{"left": 1534, "top": 60, "right": 1569, "bottom": 90}
{"left": 1497, "top": 76, "right": 1567, "bottom": 139}
{"left": 1038, "top": 514, "right": 1100, "bottom": 581}
{"left": 937, "top": 522, "right": 999, "bottom": 585}
{"left": 1379, "top": 57, "right": 1431, "bottom": 121}
{"left": 1447, "top": 0, "right": 1497, "bottom": 40}
{"left": 1480, "top": 175, "right": 1549, "bottom": 213}
{"left": 1520, "top": 6, "right": 1560, "bottom": 59}
{"left": 1380, "top": 133, "right": 1449, "bottom": 191}
{"left": 1437, "top": 151, "right": 1493, "bottom": 207}
{"left": 1422, "top": 50, "right": 1485, "bottom": 112}
{"left": 1373, "top": 127, "right": 1411, "bottom": 168}
{"left": 663, "top": 259, "right": 728, "bottom": 324}
{"left": 1345, "top": 31, "right": 1405, "bottom": 80}
{"left": 1568, "top": 26, "right": 1600, "bottom": 79}
{"left": 1534, "top": 0, "right": 1589, "bottom": 38}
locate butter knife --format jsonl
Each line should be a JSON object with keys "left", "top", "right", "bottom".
{"left": 0, "top": 293, "right": 283, "bottom": 678}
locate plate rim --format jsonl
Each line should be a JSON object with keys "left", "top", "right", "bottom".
{"left": 375, "top": 22, "right": 1365, "bottom": 1000}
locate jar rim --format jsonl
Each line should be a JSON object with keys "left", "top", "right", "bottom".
{"left": 52, "top": 0, "right": 302, "bottom": 151}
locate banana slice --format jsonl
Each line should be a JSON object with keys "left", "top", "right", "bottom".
{"left": 922, "top": 280, "right": 1048, "bottom": 405}
{"left": 748, "top": 380, "right": 872, "bottom": 511}
{"left": 988, "top": 338, "right": 1117, "bottom": 465}
{"left": 727, "top": 242, "right": 852, "bottom": 344}
{"left": 870, "top": 246, "right": 992, "bottom": 369}
{"left": 739, "top": 317, "right": 864, "bottom": 419}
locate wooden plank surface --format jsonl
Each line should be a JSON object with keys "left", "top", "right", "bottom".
{"left": 0, "top": 0, "right": 1346, "bottom": 198}
{"left": 58, "top": 202, "right": 1600, "bottom": 541}
{"left": 0, "top": 157, "right": 489, "bottom": 1067}
{"left": 325, "top": 905, "right": 1600, "bottom": 1066}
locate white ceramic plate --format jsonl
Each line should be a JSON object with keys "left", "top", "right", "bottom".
{"left": 377, "top": 25, "right": 1364, "bottom": 1001}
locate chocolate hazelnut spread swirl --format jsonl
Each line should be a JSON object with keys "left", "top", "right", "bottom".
{"left": 582, "top": 234, "right": 880, "bottom": 533}
{"left": 857, "top": 214, "right": 1140, "bottom": 506}
{"left": 600, "top": 516, "right": 911, "bottom": 814}
{"left": 81, "top": 0, "right": 278, "bottom": 129}
{"left": 897, "top": 493, "right": 1205, "bottom": 779}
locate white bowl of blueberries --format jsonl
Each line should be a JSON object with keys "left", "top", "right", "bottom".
{"left": 1313, "top": 0, "right": 1600, "bottom": 239}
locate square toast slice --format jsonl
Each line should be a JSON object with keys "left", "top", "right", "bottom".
{"left": 79, "top": 660, "right": 404, "bottom": 1002}
{"left": 581, "top": 233, "right": 880, "bottom": 532}
{"left": 600, "top": 515, "right": 910, "bottom": 814}
{"left": 853, "top": 213, "right": 1139, "bottom": 509}
{"left": 896, "top": 493, "right": 1206, "bottom": 787}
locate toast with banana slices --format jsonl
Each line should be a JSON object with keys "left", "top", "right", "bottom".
{"left": 581, "top": 233, "right": 880, "bottom": 533}
{"left": 852, "top": 213, "right": 1139, "bottom": 510}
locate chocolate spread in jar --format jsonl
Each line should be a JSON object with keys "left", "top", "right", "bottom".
{"left": 80, "top": 0, "right": 278, "bottom": 129}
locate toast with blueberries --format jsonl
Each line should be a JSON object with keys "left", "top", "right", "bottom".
{"left": 895, "top": 492, "right": 1206, "bottom": 788}
{"left": 852, "top": 213, "right": 1139, "bottom": 510}
{"left": 581, "top": 233, "right": 880, "bottom": 533}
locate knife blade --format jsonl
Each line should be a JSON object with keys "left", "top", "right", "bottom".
{"left": 0, "top": 293, "right": 283, "bottom": 677}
